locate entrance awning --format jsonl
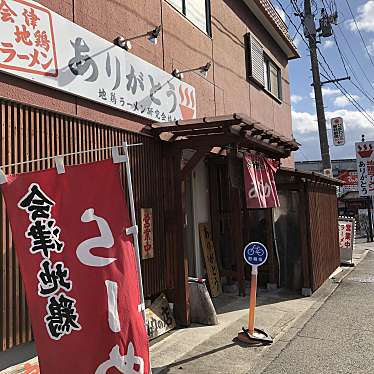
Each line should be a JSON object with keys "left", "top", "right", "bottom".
{"left": 151, "top": 113, "right": 299, "bottom": 159}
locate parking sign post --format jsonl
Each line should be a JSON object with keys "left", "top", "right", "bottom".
{"left": 238, "top": 242, "right": 273, "bottom": 345}
{"left": 248, "top": 266, "right": 258, "bottom": 335}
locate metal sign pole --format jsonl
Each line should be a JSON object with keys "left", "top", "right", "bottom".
{"left": 238, "top": 242, "right": 272, "bottom": 345}
{"left": 248, "top": 266, "right": 258, "bottom": 335}
{"left": 367, "top": 197, "right": 373, "bottom": 242}
{"left": 122, "top": 141, "right": 146, "bottom": 323}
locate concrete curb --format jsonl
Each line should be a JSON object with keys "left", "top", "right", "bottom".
{"left": 248, "top": 248, "right": 370, "bottom": 374}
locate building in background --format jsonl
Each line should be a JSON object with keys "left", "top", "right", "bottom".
{"left": 296, "top": 158, "right": 366, "bottom": 216}
{"left": 0, "top": 0, "right": 340, "bottom": 357}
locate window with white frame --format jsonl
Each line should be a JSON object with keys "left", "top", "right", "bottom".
{"left": 167, "top": 0, "right": 211, "bottom": 35}
{"left": 247, "top": 34, "right": 282, "bottom": 101}
{"left": 264, "top": 55, "right": 282, "bottom": 100}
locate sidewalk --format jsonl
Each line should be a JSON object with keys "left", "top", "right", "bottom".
{"left": 251, "top": 242, "right": 374, "bottom": 374}
{"left": 150, "top": 240, "right": 372, "bottom": 374}
{"left": 0, "top": 241, "right": 371, "bottom": 373}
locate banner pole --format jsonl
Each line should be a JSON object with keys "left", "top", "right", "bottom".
{"left": 122, "top": 142, "right": 146, "bottom": 323}
{"left": 0, "top": 143, "right": 143, "bottom": 171}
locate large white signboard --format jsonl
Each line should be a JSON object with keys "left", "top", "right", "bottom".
{"left": 356, "top": 141, "right": 374, "bottom": 196}
{"left": 0, "top": 0, "right": 196, "bottom": 122}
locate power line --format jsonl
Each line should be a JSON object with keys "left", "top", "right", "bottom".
{"left": 331, "top": 30, "right": 374, "bottom": 106}
{"left": 286, "top": 0, "right": 374, "bottom": 126}
{"left": 350, "top": 80, "right": 374, "bottom": 107}
{"left": 317, "top": 49, "right": 374, "bottom": 122}
{"left": 318, "top": 57, "right": 374, "bottom": 126}
{"left": 335, "top": 22, "right": 374, "bottom": 93}
{"left": 344, "top": 0, "right": 374, "bottom": 70}
{"left": 322, "top": 0, "right": 374, "bottom": 96}
{"left": 331, "top": 31, "right": 348, "bottom": 76}
{"left": 276, "top": 0, "right": 374, "bottom": 127}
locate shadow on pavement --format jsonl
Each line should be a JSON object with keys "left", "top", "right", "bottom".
{"left": 153, "top": 341, "right": 238, "bottom": 373}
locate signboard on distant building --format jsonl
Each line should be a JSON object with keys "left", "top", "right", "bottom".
{"left": 331, "top": 117, "right": 345, "bottom": 146}
{"left": 337, "top": 170, "right": 358, "bottom": 194}
{"left": 356, "top": 141, "right": 374, "bottom": 196}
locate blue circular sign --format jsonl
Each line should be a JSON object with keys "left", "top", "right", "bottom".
{"left": 243, "top": 242, "right": 268, "bottom": 267}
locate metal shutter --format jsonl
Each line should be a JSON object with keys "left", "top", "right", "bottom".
{"left": 249, "top": 35, "right": 264, "bottom": 86}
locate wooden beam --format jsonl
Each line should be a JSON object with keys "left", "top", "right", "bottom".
{"left": 260, "top": 131, "right": 274, "bottom": 140}
{"left": 240, "top": 134, "right": 288, "bottom": 158}
{"left": 172, "top": 127, "right": 224, "bottom": 138}
{"left": 152, "top": 119, "right": 241, "bottom": 135}
{"left": 180, "top": 148, "right": 210, "bottom": 180}
{"left": 172, "top": 133, "right": 239, "bottom": 149}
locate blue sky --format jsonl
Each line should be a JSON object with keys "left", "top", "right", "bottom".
{"left": 274, "top": 0, "right": 374, "bottom": 161}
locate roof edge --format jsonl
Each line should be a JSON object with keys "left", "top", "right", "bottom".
{"left": 243, "top": 0, "right": 300, "bottom": 60}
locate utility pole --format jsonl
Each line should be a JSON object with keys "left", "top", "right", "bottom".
{"left": 304, "top": 0, "right": 332, "bottom": 176}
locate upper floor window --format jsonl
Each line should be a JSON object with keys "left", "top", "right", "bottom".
{"left": 264, "top": 56, "right": 282, "bottom": 100}
{"left": 247, "top": 34, "right": 282, "bottom": 101}
{"left": 167, "top": 0, "right": 212, "bottom": 36}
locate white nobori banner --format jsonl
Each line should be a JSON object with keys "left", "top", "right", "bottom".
{"left": 0, "top": 0, "right": 196, "bottom": 122}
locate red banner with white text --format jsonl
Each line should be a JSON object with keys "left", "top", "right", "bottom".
{"left": 243, "top": 153, "right": 280, "bottom": 209}
{"left": 1, "top": 159, "right": 149, "bottom": 374}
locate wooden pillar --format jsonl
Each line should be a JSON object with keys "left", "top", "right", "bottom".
{"left": 230, "top": 188, "right": 245, "bottom": 296}
{"left": 172, "top": 150, "right": 191, "bottom": 326}
{"left": 265, "top": 209, "right": 277, "bottom": 286}
{"left": 299, "top": 182, "right": 312, "bottom": 293}
{"left": 208, "top": 161, "right": 223, "bottom": 271}
{"left": 228, "top": 147, "right": 245, "bottom": 296}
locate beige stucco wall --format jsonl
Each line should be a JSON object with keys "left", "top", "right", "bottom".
{"left": 0, "top": 0, "right": 295, "bottom": 162}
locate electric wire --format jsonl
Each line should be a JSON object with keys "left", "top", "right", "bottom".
{"left": 333, "top": 20, "right": 374, "bottom": 104}
{"left": 344, "top": 0, "right": 374, "bottom": 70}
{"left": 331, "top": 30, "right": 374, "bottom": 105}
{"left": 316, "top": 1, "right": 373, "bottom": 109}
{"left": 335, "top": 22, "right": 374, "bottom": 93}
{"left": 316, "top": 47, "right": 374, "bottom": 124}
{"left": 284, "top": 0, "right": 374, "bottom": 126}
{"left": 331, "top": 31, "right": 348, "bottom": 76}
{"left": 320, "top": 61, "right": 374, "bottom": 126}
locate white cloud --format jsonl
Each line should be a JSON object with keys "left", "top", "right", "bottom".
{"left": 322, "top": 87, "right": 340, "bottom": 96}
{"left": 293, "top": 108, "right": 374, "bottom": 161}
{"left": 309, "top": 87, "right": 340, "bottom": 99}
{"left": 292, "top": 110, "right": 318, "bottom": 134}
{"left": 293, "top": 36, "right": 302, "bottom": 48}
{"left": 323, "top": 39, "right": 334, "bottom": 49}
{"left": 348, "top": 1, "right": 374, "bottom": 32}
{"left": 368, "top": 39, "right": 374, "bottom": 56}
{"left": 274, "top": 6, "right": 286, "bottom": 22}
{"left": 334, "top": 95, "right": 360, "bottom": 108}
{"left": 291, "top": 94, "right": 303, "bottom": 104}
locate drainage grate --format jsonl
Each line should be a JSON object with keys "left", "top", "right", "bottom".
{"left": 347, "top": 276, "right": 374, "bottom": 283}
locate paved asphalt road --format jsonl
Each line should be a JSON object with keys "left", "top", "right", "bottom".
{"left": 259, "top": 251, "right": 374, "bottom": 374}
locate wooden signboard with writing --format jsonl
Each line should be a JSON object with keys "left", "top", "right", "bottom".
{"left": 141, "top": 208, "right": 154, "bottom": 259}
{"left": 145, "top": 293, "right": 176, "bottom": 340}
{"left": 199, "top": 223, "right": 222, "bottom": 297}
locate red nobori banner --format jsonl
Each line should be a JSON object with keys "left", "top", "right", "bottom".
{"left": 1, "top": 159, "right": 149, "bottom": 374}
{"left": 243, "top": 153, "right": 280, "bottom": 209}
